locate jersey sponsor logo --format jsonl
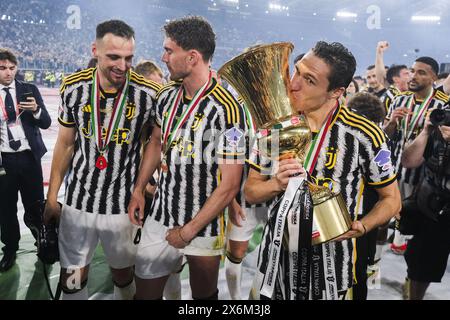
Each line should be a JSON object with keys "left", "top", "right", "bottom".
{"left": 113, "top": 128, "right": 131, "bottom": 145}
{"left": 171, "top": 136, "right": 196, "bottom": 159}
{"left": 81, "top": 120, "right": 131, "bottom": 145}
{"left": 373, "top": 149, "right": 392, "bottom": 171}
{"left": 311, "top": 176, "right": 335, "bottom": 192}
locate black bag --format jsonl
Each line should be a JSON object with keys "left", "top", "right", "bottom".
{"left": 415, "top": 179, "right": 447, "bottom": 222}
{"left": 398, "top": 196, "right": 422, "bottom": 236}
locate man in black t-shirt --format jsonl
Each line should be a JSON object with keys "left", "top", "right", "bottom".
{"left": 401, "top": 105, "right": 450, "bottom": 300}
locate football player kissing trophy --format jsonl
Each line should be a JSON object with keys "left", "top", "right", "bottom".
{"left": 219, "top": 42, "right": 352, "bottom": 300}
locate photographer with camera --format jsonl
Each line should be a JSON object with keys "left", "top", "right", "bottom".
{"left": 384, "top": 57, "right": 449, "bottom": 254}
{"left": 401, "top": 105, "right": 450, "bottom": 299}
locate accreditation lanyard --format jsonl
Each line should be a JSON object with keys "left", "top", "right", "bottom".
{"left": 0, "top": 92, "right": 20, "bottom": 124}
{"left": 90, "top": 69, "right": 129, "bottom": 169}
{"left": 403, "top": 89, "right": 434, "bottom": 142}
{"left": 161, "top": 72, "right": 212, "bottom": 156}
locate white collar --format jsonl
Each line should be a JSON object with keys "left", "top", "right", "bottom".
{"left": 0, "top": 80, "right": 16, "bottom": 91}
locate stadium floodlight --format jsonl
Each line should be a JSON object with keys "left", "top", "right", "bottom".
{"left": 268, "top": 2, "right": 289, "bottom": 11}
{"left": 269, "top": 3, "right": 282, "bottom": 11}
{"left": 223, "top": 0, "right": 239, "bottom": 4}
{"left": 411, "top": 15, "right": 440, "bottom": 22}
{"left": 336, "top": 11, "right": 358, "bottom": 18}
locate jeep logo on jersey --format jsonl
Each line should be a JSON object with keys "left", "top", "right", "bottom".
{"left": 374, "top": 149, "right": 391, "bottom": 171}
{"left": 113, "top": 128, "right": 131, "bottom": 145}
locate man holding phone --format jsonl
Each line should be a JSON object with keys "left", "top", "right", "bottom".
{"left": 0, "top": 48, "right": 51, "bottom": 272}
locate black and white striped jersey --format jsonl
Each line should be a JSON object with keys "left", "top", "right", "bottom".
{"left": 250, "top": 103, "right": 397, "bottom": 291}
{"left": 151, "top": 78, "right": 246, "bottom": 237}
{"left": 58, "top": 68, "right": 160, "bottom": 215}
{"left": 387, "top": 87, "right": 449, "bottom": 185}
{"left": 236, "top": 98, "right": 267, "bottom": 209}
{"left": 380, "top": 85, "right": 401, "bottom": 114}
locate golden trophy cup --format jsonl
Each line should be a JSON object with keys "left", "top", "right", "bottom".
{"left": 219, "top": 42, "right": 351, "bottom": 245}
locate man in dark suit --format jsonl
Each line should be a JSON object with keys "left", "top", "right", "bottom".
{"left": 0, "top": 48, "right": 51, "bottom": 272}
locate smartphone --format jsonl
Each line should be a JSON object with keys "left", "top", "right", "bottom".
{"left": 20, "top": 92, "right": 34, "bottom": 103}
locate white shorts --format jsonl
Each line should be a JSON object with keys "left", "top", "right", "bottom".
{"left": 227, "top": 206, "right": 268, "bottom": 242}
{"left": 59, "top": 204, "right": 139, "bottom": 269}
{"left": 135, "top": 218, "right": 225, "bottom": 279}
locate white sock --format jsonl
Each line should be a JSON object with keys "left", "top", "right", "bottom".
{"left": 393, "top": 230, "right": 406, "bottom": 246}
{"left": 163, "top": 273, "right": 181, "bottom": 300}
{"left": 225, "top": 257, "right": 242, "bottom": 300}
{"left": 374, "top": 244, "right": 385, "bottom": 263}
{"left": 62, "top": 286, "right": 88, "bottom": 300}
{"left": 248, "top": 271, "right": 264, "bottom": 300}
{"left": 113, "top": 279, "right": 136, "bottom": 300}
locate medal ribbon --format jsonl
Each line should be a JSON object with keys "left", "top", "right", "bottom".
{"left": 90, "top": 69, "right": 130, "bottom": 156}
{"left": 303, "top": 103, "right": 337, "bottom": 172}
{"left": 162, "top": 72, "right": 212, "bottom": 155}
{"left": 403, "top": 89, "right": 434, "bottom": 142}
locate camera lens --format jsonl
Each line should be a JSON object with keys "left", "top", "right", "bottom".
{"left": 430, "top": 109, "right": 446, "bottom": 126}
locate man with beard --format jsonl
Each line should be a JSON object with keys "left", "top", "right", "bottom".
{"left": 128, "top": 16, "right": 245, "bottom": 300}
{"left": 44, "top": 20, "right": 161, "bottom": 299}
{"left": 365, "top": 65, "right": 387, "bottom": 98}
{"left": 384, "top": 57, "right": 449, "bottom": 254}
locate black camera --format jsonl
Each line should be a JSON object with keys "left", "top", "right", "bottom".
{"left": 430, "top": 108, "right": 450, "bottom": 126}
{"left": 24, "top": 200, "right": 60, "bottom": 265}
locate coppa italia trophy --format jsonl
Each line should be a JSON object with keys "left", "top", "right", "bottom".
{"left": 219, "top": 42, "right": 351, "bottom": 300}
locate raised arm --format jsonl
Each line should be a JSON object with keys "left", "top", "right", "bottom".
{"left": 375, "top": 41, "right": 389, "bottom": 88}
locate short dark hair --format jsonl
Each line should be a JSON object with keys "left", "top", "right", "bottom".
{"left": 0, "top": 48, "right": 18, "bottom": 65}
{"left": 87, "top": 57, "right": 97, "bottom": 68}
{"left": 438, "top": 72, "right": 449, "bottom": 80}
{"left": 294, "top": 53, "right": 305, "bottom": 64}
{"left": 366, "top": 65, "right": 375, "bottom": 71}
{"left": 415, "top": 56, "right": 439, "bottom": 75}
{"left": 164, "top": 16, "right": 216, "bottom": 62}
{"left": 386, "top": 64, "right": 408, "bottom": 85}
{"left": 96, "top": 20, "right": 135, "bottom": 40}
{"left": 349, "top": 78, "right": 359, "bottom": 93}
{"left": 347, "top": 92, "right": 386, "bottom": 123}
{"left": 311, "top": 41, "right": 356, "bottom": 91}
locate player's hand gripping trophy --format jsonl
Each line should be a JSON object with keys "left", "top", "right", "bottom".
{"left": 219, "top": 42, "right": 351, "bottom": 246}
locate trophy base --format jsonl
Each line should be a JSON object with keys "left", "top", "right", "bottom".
{"left": 312, "top": 193, "right": 352, "bottom": 245}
